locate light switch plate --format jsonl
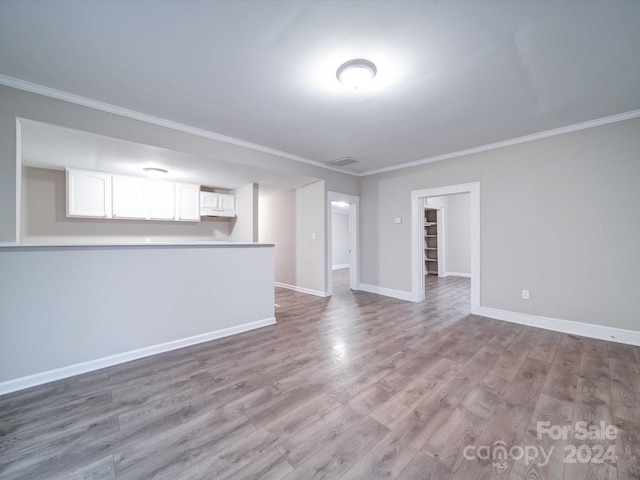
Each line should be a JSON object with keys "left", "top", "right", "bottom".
{"left": 395, "top": 217, "right": 402, "bottom": 224}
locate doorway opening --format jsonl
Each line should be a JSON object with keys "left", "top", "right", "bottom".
{"left": 411, "top": 183, "right": 480, "bottom": 313}
{"left": 327, "top": 191, "right": 359, "bottom": 296}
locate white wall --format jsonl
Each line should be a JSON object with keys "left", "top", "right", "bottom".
{"left": 229, "top": 183, "right": 259, "bottom": 242}
{"left": 0, "top": 244, "right": 275, "bottom": 391}
{"left": 20, "top": 167, "right": 232, "bottom": 243}
{"left": 360, "top": 117, "right": 640, "bottom": 331}
{"left": 295, "top": 181, "right": 326, "bottom": 294}
{"left": 258, "top": 188, "right": 296, "bottom": 286}
{"left": 331, "top": 210, "right": 350, "bottom": 268}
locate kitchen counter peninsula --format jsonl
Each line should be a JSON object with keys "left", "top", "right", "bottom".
{"left": 0, "top": 241, "right": 275, "bottom": 394}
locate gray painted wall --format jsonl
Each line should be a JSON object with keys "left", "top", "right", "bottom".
{"left": 229, "top": 183, "right": 259, "bottom": 243}
{"left": 331, "top": 211, "right": 350, "bottom": 267}
{"left": 258, "top": 188, "right": 296, "bottom": 286}
{"left": 360, "top": 117, "right": 640, "bottom": 330}
{"left": 260, "top": 182, "right": 326, "bottom": 293}
{"left": 0, "top": 244, "right": 274, "bottom": 385}
{"left": 296, "top": 181, "right": 326, "bottom": 293}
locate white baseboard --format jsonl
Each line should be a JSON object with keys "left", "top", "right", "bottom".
{"left": 332, "top": 264, "right": 350, "bottom": 270}
{"left": 359, "top": 283, "right": 414, "bottom": 302}
{"left": 444, "top": 272, "right": 471, "bottom": 278}
{"left": 274, "top": 282, "right": 330, "bottom": 298}
{"left": 477, "top": 306, "right": 640, "bottom": 346}
{"left": 0, "top": 317, "right": 276, "bottom": 396}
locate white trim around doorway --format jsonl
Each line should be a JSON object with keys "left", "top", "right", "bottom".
{"left": 410, "top": 182, "right": 480, "bottom": 313}
{"left": 327, "top": 191, "right": 360, "bottom": 296}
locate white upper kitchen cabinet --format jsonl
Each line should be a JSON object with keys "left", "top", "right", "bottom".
{"left": 112, "top": 175, "right": 147, "bottom": 219}
{"left": 67, "top": 168, "right": 201, "bottom": 222}
{"left": 175, "top": 182, "right": 201, "bottom": 222}
{"left": 200, "top": 191, "right": 236, "bottom": 217}
{"left": 66, "top": 168, "right": 112, "bottom": 218}
{"left": 147, "top": 180, "right": 175, "bottom": 220}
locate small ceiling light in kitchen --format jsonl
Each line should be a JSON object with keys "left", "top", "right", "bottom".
{"left": 336, "top": 59, "right": 377, "bottom": 90}
{"left": 142, "top": 167, "right": 168, "bottom": 177}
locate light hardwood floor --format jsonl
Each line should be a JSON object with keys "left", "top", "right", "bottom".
{"left": 1, "top": 270, "right": 640, "bottom": 479}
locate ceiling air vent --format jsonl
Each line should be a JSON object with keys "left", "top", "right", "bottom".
{"left": 326, "top": 157, "right": 360, "bottom": 167}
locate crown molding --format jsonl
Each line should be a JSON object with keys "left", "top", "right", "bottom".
{"left": 359, "top": 108, "right": 640, "bottom": 176}
{"left": 3, "top": 74, "right": 639, "bottom": 180}
{"left": 0, "top": 74, "right": 357, "bottom": 177}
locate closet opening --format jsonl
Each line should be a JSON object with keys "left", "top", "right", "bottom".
{"left": 410, "top": 183, "right": 480, "bottom": 313}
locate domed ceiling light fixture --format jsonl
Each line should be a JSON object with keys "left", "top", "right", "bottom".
{"left": 336, "top": 59, "right": 377, "bottom": 90}
{"left": 142, "top": 167, "right": 168, "bottom": 177}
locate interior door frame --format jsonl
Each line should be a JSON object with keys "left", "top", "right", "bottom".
{"left": 411, "top": 182, "right": 480, "bottom": 312}
{"left": 327, "top": 191, "right": 360, "bottom": 296}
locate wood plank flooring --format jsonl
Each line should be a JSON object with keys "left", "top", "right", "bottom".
{"left": 1, "top": 270, "right": 640, "bottom": 479}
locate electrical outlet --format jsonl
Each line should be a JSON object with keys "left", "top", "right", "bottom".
{"left": 522, "top": 289, "right": 530, "bottom": 300}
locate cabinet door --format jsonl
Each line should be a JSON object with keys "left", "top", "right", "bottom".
{"left": 112, "top": 175, "right": 147, "bottom": 219}
{"left": 66, "top": 168, "right": 112, "bottom": 218}
{"left": 148, "top": 180, "right": 175, "bottom": 220}
{"left": 218, "top": 193, "right": 236, "bottom": 211}
{"left": 175, "top": 183, "right": 201, "bottom": 221}
{"left": 200, "top": 191, "right": 220, "bottom": 210}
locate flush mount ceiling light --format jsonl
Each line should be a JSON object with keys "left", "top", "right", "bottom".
{"left": 336, "top": 59, "right": 377, "bottom": 90}
{"left": 142, "top": 167, "right": 168, "bottom": 177}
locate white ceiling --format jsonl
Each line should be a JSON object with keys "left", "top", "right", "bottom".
{"left": 2, "top": 0, "right": 640, "bottom": 175}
